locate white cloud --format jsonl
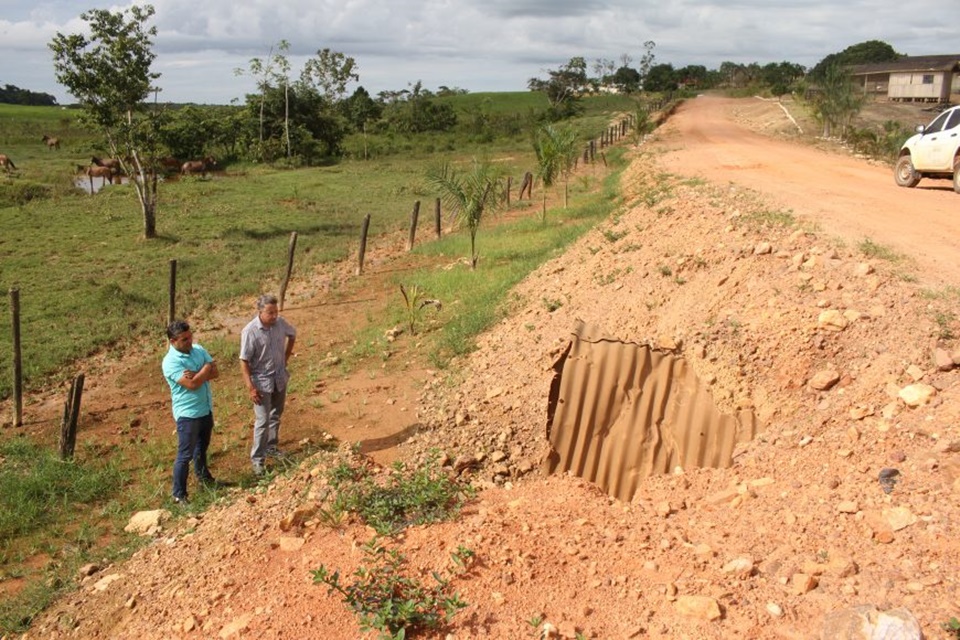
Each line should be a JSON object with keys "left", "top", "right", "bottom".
{"left": 1, "top": 0, "right": 958, "bottom": 104}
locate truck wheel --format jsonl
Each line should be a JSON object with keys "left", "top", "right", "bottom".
{"left": 894, "top": 155, "right": 920, "bottom": 188}
{"left": 954, "top": 158, "right": 960, "bottom": 194}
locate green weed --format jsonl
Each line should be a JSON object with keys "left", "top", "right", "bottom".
{"left": 602, "top": 228, "right": 628, "bottom": 243}
{"left": 542, "top": 297, "right": 563, "bottom": 312}
{"left": 312, "top": 538, "right": 470, "bottom": 640}
{"left": 326, "top": 451, "right": 474, "bottom": 536}
{"left": 858, "top": 238, "right": 902, "bottom": 262}
{"left": 942, "top": 617, "right": 960, "bottom": 639}
{"left": 743, "top": 208, "right": 795, "bottom": 229}
{"left": 399, "top": 283, "right": 442, "bottom": 335}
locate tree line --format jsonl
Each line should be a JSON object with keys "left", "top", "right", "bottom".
{"left": 0, "top": 84, "right": 58, "bottom": 106}
{"left": 46, "top": 2, "right": 906, "bottom": 240}
{"left": 527, "top": 39, "right": 907, "bottom": 138}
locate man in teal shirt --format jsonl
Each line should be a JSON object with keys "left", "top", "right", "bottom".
{"left": 162, "top": 320, "right": 219, "bottom": 503}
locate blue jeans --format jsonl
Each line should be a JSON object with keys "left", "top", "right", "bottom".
{"left": 250, "top": 388, "right": 286, "bottom": 467}
{"left": 172, "top": 413, "right": 213, "bottom": 499}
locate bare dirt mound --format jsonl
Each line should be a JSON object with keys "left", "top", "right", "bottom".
{"left": 23, "top": 97, "right": 960, "bottom": 639}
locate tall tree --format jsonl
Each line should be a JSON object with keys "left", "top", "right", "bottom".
{"left": 644, "top": 63, "right": 678, "bottom": 92}
{"left": 50, "top": 5, "right": 162, "bottom": 239}
{"left": 638, "top": 41, "right": 657, "bottom": 88}
{"left": 235, "top": 40, "right": 291, "bottom": 158}
{"left": 810, "top": 40, "right": 902, "bottom": 80}
{"left": 300, "top": 48, "right": 359, "bottom": 103}
{"left": 528, "top": 57, "right": 588, "bottom": 118}
{"left": 761, "top": 61, "right": 806, "bottom": 99}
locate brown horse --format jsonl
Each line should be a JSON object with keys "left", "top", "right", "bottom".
{"left": 181, "top": 156, "right": 217, "bottom": 177}
{"left": 0, "top": 154, "right": 16, "bottom": 172}
{"left": 78, "top": 164, "right": 116, "bottom": 193}
{"left": 91, "top": 155, "right": 124, "bottom": 174}
{"left": 42, "top": 134, "right": 60, "bottom": 150}
{"left": 158, "top": 156, "right": 181, "bottom": 173}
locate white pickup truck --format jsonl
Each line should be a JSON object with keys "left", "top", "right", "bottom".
{"left": 894, "top": 104, "right": 960, "bottom": 193}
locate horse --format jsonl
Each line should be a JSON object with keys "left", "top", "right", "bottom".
{"left": 78, "top": 164, "right": 116, "bottom": 193}
{"left": 181, "top": 156, "right": 217, "bottom": 177}
{"left": 0, "top": 154, "right": 16, "bottom": 172}
{"left": 42, "top": 134, "right": 60, "bottom": 150}
{"left": 158, "top": 156, "right": 181, "bottom": 174}
{"left": 91, "top": 156, "right": 128, "bottom": 176}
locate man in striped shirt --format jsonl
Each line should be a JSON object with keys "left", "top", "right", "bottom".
{"left": 240, "top": 294, "right": 297, "bottom": 475}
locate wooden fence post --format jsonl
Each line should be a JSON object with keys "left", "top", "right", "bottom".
{"left": 278, "top": 231, "right": 298, "bottom": 311}
{"left": 356, "top": 214, "right": 371, "bottom": 276}
{"left": 10, "top": 288, "right": 22, "bottom": 428}
{"left": 407, "top": 201, "right": 420, "bottom": 251}
{"left": 434, "top": 198, "right": 442, "bottom": 239}
{"left": 59, "top": 373, "right": 84, "bottom": 460}
{"left": 167, "top": 260, "right": 177, "bottom": 325}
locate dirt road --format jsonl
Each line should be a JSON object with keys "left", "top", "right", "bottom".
{"left": 654, "top": 96, "right": 960, "bottom": 287}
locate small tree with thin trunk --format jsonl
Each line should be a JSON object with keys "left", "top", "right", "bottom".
{"left": 426, "top": 160, "right": 504, "bottom": 269}
{"left": 50, "top": 5, "right": 162, "bottom": 239}
{"left": 533, "top": 124, "right": 578, "bottom": 189}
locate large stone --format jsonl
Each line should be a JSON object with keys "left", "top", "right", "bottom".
{"left": 675, "top": 595, "right": 721, "bottom": 621}
{"left": 818, "top": 310, "right": 849, "bottom": 332}
{"left": 898, "top": 384, "right": 936, "bottom": 407}
{"left": 934, "top": 348, "right": 955, "bottom": 371}
{"left": 219, "top": 613, "right": 254, "bottom": 638}
{"left": 124, "top": 509, "right": 170, "bottom": 536}
{"left": 279, "top": 505, "right": 318, "bottom": 531}
{"left": 820, "top": 605, "right": 921, "bottom": 640}
{"left": 882, "top": 507, "right": 917, "bottom": 532}
{"left": 810, "top": 369, "right": 841, "bottom": 391}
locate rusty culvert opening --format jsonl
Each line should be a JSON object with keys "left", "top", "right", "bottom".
{"left": 543, "top": 322, "right": 761, "bottom": 502}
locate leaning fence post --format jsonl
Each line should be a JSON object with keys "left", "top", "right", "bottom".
{"left": 59, "top": 373, "right": 84, "bottom": 460}
{"left": 434, "top": 198, "right": 442, "bottom": 239}
{"left": 10, "top": 288, "right": 22, "bottom": 427}
{"left": 407, "top": 201, "right": 420, "bottom": 251}
{"left": 167, "top": 259, "right": 177, "bottom": 325}
{"left": 356, "top": 214, "right": 371, "bottom": 276}
{"left": 278, "top": 232, "right": 298, "bottom": 311}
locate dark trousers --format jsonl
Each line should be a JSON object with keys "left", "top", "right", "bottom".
{"left": 172, "top": 413, "right": 213, "bottom": 499}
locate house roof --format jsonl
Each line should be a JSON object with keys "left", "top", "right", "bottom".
{"left": 849, "top": 55, "right": 960, "bottom": 75}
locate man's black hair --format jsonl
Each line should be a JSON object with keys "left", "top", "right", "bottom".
{"left": 166, "top": 320, "right": 190, "bottom": 340}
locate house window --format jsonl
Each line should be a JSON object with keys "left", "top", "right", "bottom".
{"left": 922, "top": 74, "right": 934, "bottom": 84}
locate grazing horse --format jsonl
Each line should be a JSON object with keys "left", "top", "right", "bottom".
{"left": 181, "top": 156, "right": 217, "bottom": 177}
{"left": 78, "top": 164, "right": 116, "bottom": 193}
{"left": 91, "top": 155, "right": 125, "bottom": 175}
{"left": 158, "top": 156, "right": 181, "bottom": 173}
{"left": 0, "top": 154, "right": 16, "bottom": 172}
{"left": 42, "top": 134, "right": 61, "bottom": 150}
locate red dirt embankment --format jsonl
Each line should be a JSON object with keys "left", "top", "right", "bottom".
{"left": 22, "top": 96, "right": 960, "bottom": 639}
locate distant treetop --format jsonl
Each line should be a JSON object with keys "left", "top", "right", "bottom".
{"left": 0, "top": 83, "right": 58, "bottom": 106}
{"left": 810, "top": 40, "right": 903, "bottom": 80}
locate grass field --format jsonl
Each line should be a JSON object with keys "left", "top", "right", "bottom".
{"left": 0, "top": 93, "right": 629, "bottom": 398}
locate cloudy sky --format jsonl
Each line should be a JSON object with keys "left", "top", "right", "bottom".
{"left": 2, "top": 1, "right": 958, "bottom": 105}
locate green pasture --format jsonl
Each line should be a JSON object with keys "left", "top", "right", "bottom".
{"left": 0, "top": 96, "right": 638, "bottom": 400}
